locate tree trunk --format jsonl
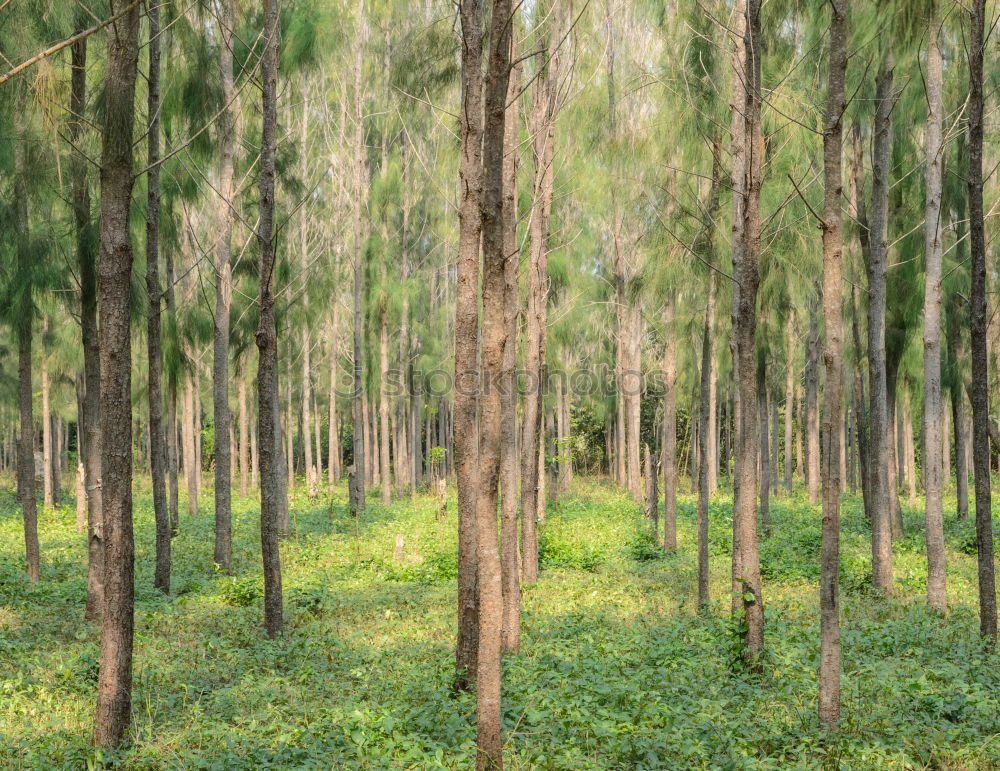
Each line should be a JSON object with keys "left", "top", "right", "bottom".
{"left": 968, "top": 0, "right": 996, "bottom": 641}
{"left": 500, "top": 60, "right": 521, "bottom": 655}
{"left": 818, "top": 0, "right": 846, "bottom": 727}
{"left": 520, "top": 9, "right": 557, "bottom": 586}
{"left": 14, "top": 106, "right": 39, "bottom": 583}
{"left": 454, "top": 0, "right": 485, "bottom": 694}
{"left": 662, "top": 291, "right": 678, "bottom": 550}
{"left": 380, "top": 281, "right": 392, "bottom": 505}
{"left": 41, "top": 320, "right": 53, "bottom": 508}
{"left": 164, "top": 244, "right": 179, "bottom": 537}
{"left": 758, "top": 375, "right": 770, "bottom": 535}
{"left": 239, "top": 365, "right": 249, "bottom": 496}
{"left": 867, "top": 59, "right": 895, "bottom": 594}
{"left": 256, "top": 0, "right": 283, "bottom": 638}
{"left": 328, "top": 307, "right": 341, "bottom": 486}
{"left": 731, "top": 0, "right": 765, "bottom": 668}
{"left": 93, "top": 0, "right": 140, "bottom": 747}
{"left": 350, "top": 0, "right": 367, "bottom": 516}
{"left": 949, "top": 322, "right": 969, "bottom": 519}
{"left": 698, "top": 268, "right": 716, "bottom": 613}
{"left": 921, "top": 0, "right": 946, "bottom": 610}
{"left": 806, "top": 291, "right": 820, "bottom": 504}
{"left": 147, "top": 0, "right": 169, "bottom": 593}
{"left": 475, "top": 3, "right": 514, "bottom": 762}
{"left": 784, "top": 310, "right": 794, "bottom": 493}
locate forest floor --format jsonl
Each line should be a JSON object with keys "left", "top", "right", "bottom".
{"left": 2, "top": 475, "right": 1000, "bottom": 769}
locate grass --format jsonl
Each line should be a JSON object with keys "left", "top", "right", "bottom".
{"left": 2, "top": 473, "right": 1000, "bottom": 769}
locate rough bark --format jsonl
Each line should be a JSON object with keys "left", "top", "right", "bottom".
{"left": 520, "top": 9, "right": 557, "bottom": 586}
{"left": 968, "top": 0, "right": 996, "bottom": 641}
{"left": 732, "top": 0, "right": 764, "bottom": 667}
{"left": 500, "top": 60, "right": 521, "bottom": 655}
{"left": 350, "top": 0, "right": 367, "bottom": 516}
{"left": 819, "top": 0, "right": 846, "bottom": 727}
{"left": 661, "top": 291, "right": 678, "bottom": 550}
{"left": 806, "top": 292, "right": 821, "bottom": 504}
{"left": 784, "top": 310, "right": 795, "bottom": 492}
{"left": 379, "top": 270, "right": 392, "bottom": 505}
{"left": 475, "top": 3, "right": 514, "bottom": 762}
{"left": 867, "top": 59, "right": 894, "bottom": 594}
{"left": 93, "top": 0, "right": 140, "bottom": 747}
{"left": 14, "top": 108, "right": 39, "bottom": 583}
{"left": 921, "top": 0, "right": 946, "bottom": 611}
{"left": 454, "top": 0, "right": 485, "bottom": 693}
{"left": 698, "top": 268, "right": 716, "bottom": 613}
{"left": 256, "top": 0, "right": 283, "bottom": 638}
{"left": 147, "top": 0, "right": 169, "bottom": 593}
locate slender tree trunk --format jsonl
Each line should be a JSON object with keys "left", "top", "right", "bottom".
{"left": 968, "top": 0, "right": 996, "bottom": 641}
{"left": 14, "top": 107, "right": 39, "bottom": 583}
{"left": 818, "top": 0, "right": 846, "bottom": 727}
{"left": 93, "top": 0, "right": 140, "bottom": 746}
{"left": 164, "top": 244, "right": 179, "bottom": 536}
{"left": 239, "top": 365, "right": 249, "bottom": 496}
{"left": 520, "top": 11, "right": 557, "bottom": 586}
{"left": 784, "top": 310, "right": 795, "bottom": 493}
{"left": 147, "top": 0, "right": 169, "bottom": 593}
{"left": 698, "top": 269, "right": 716, "bottom": 613}
{"left": 758, "top": 375, "right": 770, "bottom": 535}
{"left": 256, "top": 0, "right": 283, "bottom": 638}
{"left": 41, "top": 322, "right": 53, "bottom": 508}
{"left": 806, "top": 292, "right": 821, "bottom": 504}
{"left": 475, "top": 4, "right": 514, "bottom": 762}
{"left": 920, "top": 0, "right": 946, "bottom": 610}
{"left": 949, "top": 322, "right": 969, "bottom": 519}
{"left": 328, "top": 307, "right": 341, "bottom": 485}
{"left": 867, "top": 59, "right": 894, "bottom": 594}
{"left": 454, "top": 0, "right": 485, "bottom": 693}
{"left": 500, "top": 60, "right": 521, "bottom": 655}
{"left": 380, "top": 277, "right": 392, "bottom": 505}
{"left": 732, "top": 0, "right": 765, "bottom": 667}
{"left": 350, "top": 0, "right": 367, "bottom": 516}
{"left": 662, "top": 291, "right": 678, "bottom": 550}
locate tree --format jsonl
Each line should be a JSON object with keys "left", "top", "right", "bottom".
{"left": 867, "top": 58, "right": 895, "bottom": 595}
{"left": 475, "top": 1, "right": 514, "bottom": 761}
{"left": 93, "top": 0, "right": 140, "bottom": 747}
{"left": 921, "top": 0, "right": 946, "bottom": 613}
{"left": 213, "top": 0, "right": 237, "bottom": 574}
{"left": 256, "top": 0, "right": 283, "bottom": 639}
{"left": 731, "top": 0, "right": 765, "bottom": 668}
{"left": 967, "top": 0, "right": 995, "bottom": 642}
{"left": 454, "top": 0, "right": 485, "bottom": 692}
{"left": 147, "top": 0, "right": 170, "bottom": 594}
{"left": 819, "top": 0, "right": 847, "bottom": 728}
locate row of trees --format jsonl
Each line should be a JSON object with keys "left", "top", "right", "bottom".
{"left": 1, "top": 0, "right": 997, "bottom": 765}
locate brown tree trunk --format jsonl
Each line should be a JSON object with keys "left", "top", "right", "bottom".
{"left": 968, "top": 0, "right": 996, "bottom": 641}
{"left": 239, "top": 364, "right": 249, "bottom": 496}
{"left": 784, "top": 310, "right": 795, "bottom": 493}
{"left": 14, "top": 107, "right": 39, "bottom": 583}
{"left": 921, "top": 0, "right": 946, "bottom": 610}
{"left": 520, "top": 8, "right": 557, "bottom": 586}
{"left": 806, "top": 291, "right": 820, "bottom": 504}
{"left": 147, "top": 0, "right": 169, "bottom": 593}
{"left": 500, "top": 60, "right": 521, "bottom": 655}
{"left": 380, "top": 275, "right": 392, "bottom": 506}
{"left": 328, "top": 307, "right": 341, "bottom": 486}
{"left": 662, "top": 291, "right": 678, "bottom": 550}
{"left": 93, "top": 0, "right": 140, "bottom": 747}
{"left": 867, "top": 59, "right": 895, "bottom": 594}
{"left": 698, "top": 269, "right": 716, "bottom": 613}
{"left": 454, "top": 0, "right": 485, "bottom": 694}
{"left": 350, "top": 0, "right": 367, "bottom": 516}
{"left": 164, "top": 243, "right": 180, "bottom": 537}
{"left": 731, "top": 0, "right": 765, "bottom": 668}
{"left": 475, "top": 4, "right": 514, "bottom": 762}
{"left": 818, "top": 0, "right": 846, "bottom": 727}
{"left": 256, "top": 0, "right": 283, "bottom": 638}
{"left": 41, "top": 321, "right": 53, "bottom": 508}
